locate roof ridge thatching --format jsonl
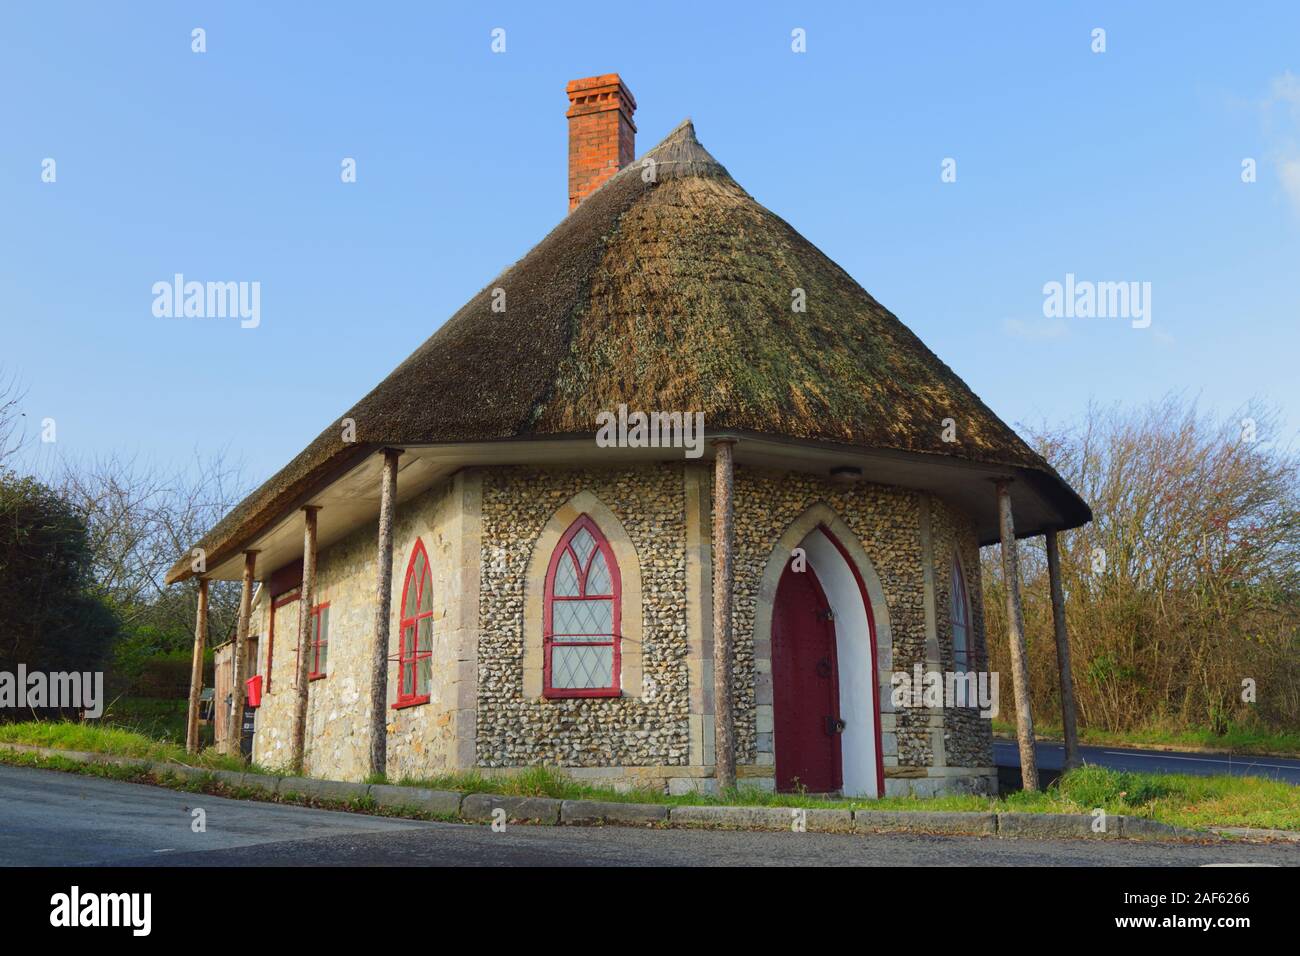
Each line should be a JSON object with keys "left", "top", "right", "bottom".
{"left": 166, "top": 119, "right": 1088, "bottom": 584}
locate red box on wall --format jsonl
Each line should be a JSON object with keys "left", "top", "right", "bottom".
{"left": 245, "top": 674, "right": 263, "bottom": 708}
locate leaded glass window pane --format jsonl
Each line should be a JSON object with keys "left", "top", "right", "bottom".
{"left": 552, "top": 598, "right": 612, "bottom": 638}
{"left": 554, "top": 553, "right": 580, "bottom": 596}
{"left": 586, "top": 550, "right": 612, "bottom": 595}
{"left": 403, "top": 569, "right": 419, "bottom": 617}
{"left": 570, "top": 527, "right": 597, "bottom": 569}
{"left": 551, "top": 645, "right": 614, "bottom": 689}
{"left": 418, "top": 566, "right": 433, "bottom": 613}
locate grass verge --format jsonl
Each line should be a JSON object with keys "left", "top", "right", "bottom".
{"left": 992, "top": 719, "right": 1300, "bottom": 758}
{"left": 2, "top": 721, "right": 1295, "bottom": 831}
{"left": 0, "top": 720, "right": 262, "bottom": 773}
{"left": 380, "top": 764, "right": 1298, "bottom": 832}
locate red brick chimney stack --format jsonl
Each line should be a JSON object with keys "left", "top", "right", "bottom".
{"left": 566, "top": 74, "right": 637, "bottom": 211}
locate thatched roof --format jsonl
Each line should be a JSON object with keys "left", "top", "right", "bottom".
{"left": 167, "top": 119, "right": 1087, "bottom": 584}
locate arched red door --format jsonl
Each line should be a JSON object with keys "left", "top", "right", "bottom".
{"left": 771, "top": 560, "right": 842, "bottom": 793}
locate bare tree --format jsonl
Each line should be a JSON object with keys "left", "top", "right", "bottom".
{"left": 0, "top": 369, "right": 28, "bottom": 470}
{"left": 53, "top": 449, "right": 250, "bottom": 661}
{"left": 983, "top": 395, "right": 1300, "bottom": 735}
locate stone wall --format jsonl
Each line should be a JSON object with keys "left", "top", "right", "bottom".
{"left": 930, "top": 498, "right": 996, "bottom": 777}
{"left": 731, "top": 469, "right": 925, "bottom": 772}
{"left": 249, "top": 473, "right": 479, "bottom": 782}
{"left": 242, "top": 457, "right": 994, "bottom": 796}
{"left": 729, "top": 467, "right": 994, "bottom": 796}
{"left": 476, "top": 464, "right": 690, "bottom": 769}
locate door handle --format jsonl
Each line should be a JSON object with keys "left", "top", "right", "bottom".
{"left": 825, "top": 716, "right": 846, "bottom": 735}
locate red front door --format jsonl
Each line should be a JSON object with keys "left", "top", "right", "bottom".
{"left": 772, "top": 560, "right": 842, "bottom": 793}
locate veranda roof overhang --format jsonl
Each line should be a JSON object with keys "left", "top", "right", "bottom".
{"left": 175, "top": 432, "right": 1091, "bottom": 584}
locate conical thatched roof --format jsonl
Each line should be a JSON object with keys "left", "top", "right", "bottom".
{"left": 167, "top": 119, "right": 1087, "bottom": 584}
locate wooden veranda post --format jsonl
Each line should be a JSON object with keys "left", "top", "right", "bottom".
{"left": 711, "top": 439, "right": 737, "bottom": 793}
{"left": 185, "top": 577, "right": 209, "bottom": 754}
{"left": 369, "top": 449, "right": 401, "bottom": 780}
{"left": 289, "top": 506, "right": 320, "bottom": 775}
{"left": 1045, "top": 527, "right": 1081, "bottom": 770}
{"left": 996, "top": 479, "right": 1039, "bottom": 792}
{"left": 227, "top": 550, "right": 258, "bottom": 758}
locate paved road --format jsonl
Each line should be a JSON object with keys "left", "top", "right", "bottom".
{"left": 0, "top": 764, "right": 432, "bottom": 866}
{"left": 993, "top": 739, "right": 1300, "bottom": 784}
{"left": 0, "top": 765, "right": 1295, "bottom": 866}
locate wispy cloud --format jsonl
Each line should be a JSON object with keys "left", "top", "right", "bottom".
{"left": 1263, "top": 71, "right": 1300, "bottom": 218}
{"left": 1150, "top": 326, "right": 1176, "bottom": 348}
{"left": 1001, "top": 317, "right": 1068, "bottom": 341}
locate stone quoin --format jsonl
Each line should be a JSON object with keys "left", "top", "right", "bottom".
{"left": 175, "top": 74, "right": 1090, "bottom": 797}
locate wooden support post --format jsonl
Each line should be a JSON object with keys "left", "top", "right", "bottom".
{"left": 1045, "top": 528, "right": 1081, "bottom": 771}
{"left": 711, "top": 439, "right": 737, "bottom": 794}
{"left": 185, "top": 578, "right": 209, "bottom": 754}
{"left": 289, "top": 506, "right": 320, "bottom": 775}
{"left": 369, "top": 448, "right": 401, "bottom": 780}
{"left": 227, "top": 550, "right": 258, "bottom": 759}
{"left": 996, "top": 479, "right": 1038, "bottom": 792}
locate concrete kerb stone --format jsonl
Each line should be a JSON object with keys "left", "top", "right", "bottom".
{"left": 997, "top": 812, "right": 1119, "bottom": 839}
{"left": 1120, "top": 816, "right": 1202, "bottom": 840}
{"left": 560, "top": 799, "right": 670, "bottom": 825}
{"left": 855, "top": 810, "right": 997, "bottom": 835}
{"left": 1212, "top": 826, "right": 1300, "bottom": 842}
{"left": 461, "top": 793, "right": 562, "bottom": 824}
{"left": 0, "top": 743, "right": 1227, "bottom": 842}
{"left": 201, "top": 769, "right": 281, "bottom": 793}
{"left": 154, "top": 763, "right": 209, "bottom": 783}
{"left": 369, "top": 784, "right": 463, "bottom": 816}
{"left": 799, "top": 808, "right": 856, "bottom": 832}
{"left": 275, "top": 776, "right": 371, "bottom": 802}
{"left": 206, "top": 769, "right": 250, "bottom": 789}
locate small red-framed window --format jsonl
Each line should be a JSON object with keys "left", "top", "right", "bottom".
{"left": 544, "top": 514, "right": 621, "bottom": 698}
{"left": 394, "top": 540, "right": 434, "bottom": 708}
{"left": 951, "top": 557, "right": 971, "bottom": 672}
{"left": 295, "top": 603, "right": 330, "bottom": 682}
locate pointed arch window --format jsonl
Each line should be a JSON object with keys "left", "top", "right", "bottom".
{"left": 951, "top": 557, "right": 972, "bottom": 671}
{"left": 395, "top": 539, "right": 434, "bottom": 708}
{"left": 544, "top": 515, "right": 621, "bottom": 697}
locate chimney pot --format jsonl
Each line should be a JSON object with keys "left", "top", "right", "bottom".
{"left": 566, "top": 73, "right": 636, "bottom": 211}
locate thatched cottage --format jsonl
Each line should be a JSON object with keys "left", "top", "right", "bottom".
{"left": 172, "top": 74, "right": 1089, "bottom": 797}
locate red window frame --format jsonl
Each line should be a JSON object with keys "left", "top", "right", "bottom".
{"left": 394, "top": 539, "right": 434, "bottom": 709}
{"left": 265, "top": 589, "right": 300, "bottom": 693}
{"left": 308, "top": 603, "right": 329, "bottom": 681}
{"left": 543, "top": 514, "right": 621, "bottom": 698}
{"left": 951, "top": 557, "right": 971, "bottom": 671}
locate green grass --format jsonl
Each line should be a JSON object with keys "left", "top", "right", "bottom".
{"left": 0, "top": 719, "right": 260, "bottom": 773}
{"left": 380, "top": 764, "right": 1299, "bottom": 831}
{"left": 98, "top": 696, "right": 193, "bottom": 746}
{"left": 993, "top": 719, "right": 1300, "bottom": 758}
{"left": 2, "top": 720, "right": 1295, "bottom": 831}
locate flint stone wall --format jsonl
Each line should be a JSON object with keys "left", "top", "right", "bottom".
{"left": 245, "top": 459, "right": 994, "bottom": 796}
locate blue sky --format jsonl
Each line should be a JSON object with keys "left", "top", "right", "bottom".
{"left": 3, "top": 1, "right": 1298, "bottom": 486}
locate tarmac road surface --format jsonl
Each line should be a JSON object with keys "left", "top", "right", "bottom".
{"left": 0, "top": 765, "right": 1294, "bottom": 867}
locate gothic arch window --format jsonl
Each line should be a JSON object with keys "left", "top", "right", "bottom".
{"left": 395, "top": 539, "right": 434, "bottom": 707}
{"left": 544, "top": 514, "right": 621, "bottom": 697}
{"left": 951, "top": 556, "right": 972, "bottom": 671}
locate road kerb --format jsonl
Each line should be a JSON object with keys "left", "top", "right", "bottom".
{"left": 461, "top": 793, "right": 562, "bottom": 824}
{"left": 0, "top": 742, "right": 1232, "bottom": 843}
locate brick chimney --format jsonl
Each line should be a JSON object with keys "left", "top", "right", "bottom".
{"left": 566, "top": 74, "right": 636, "bottom": 211}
